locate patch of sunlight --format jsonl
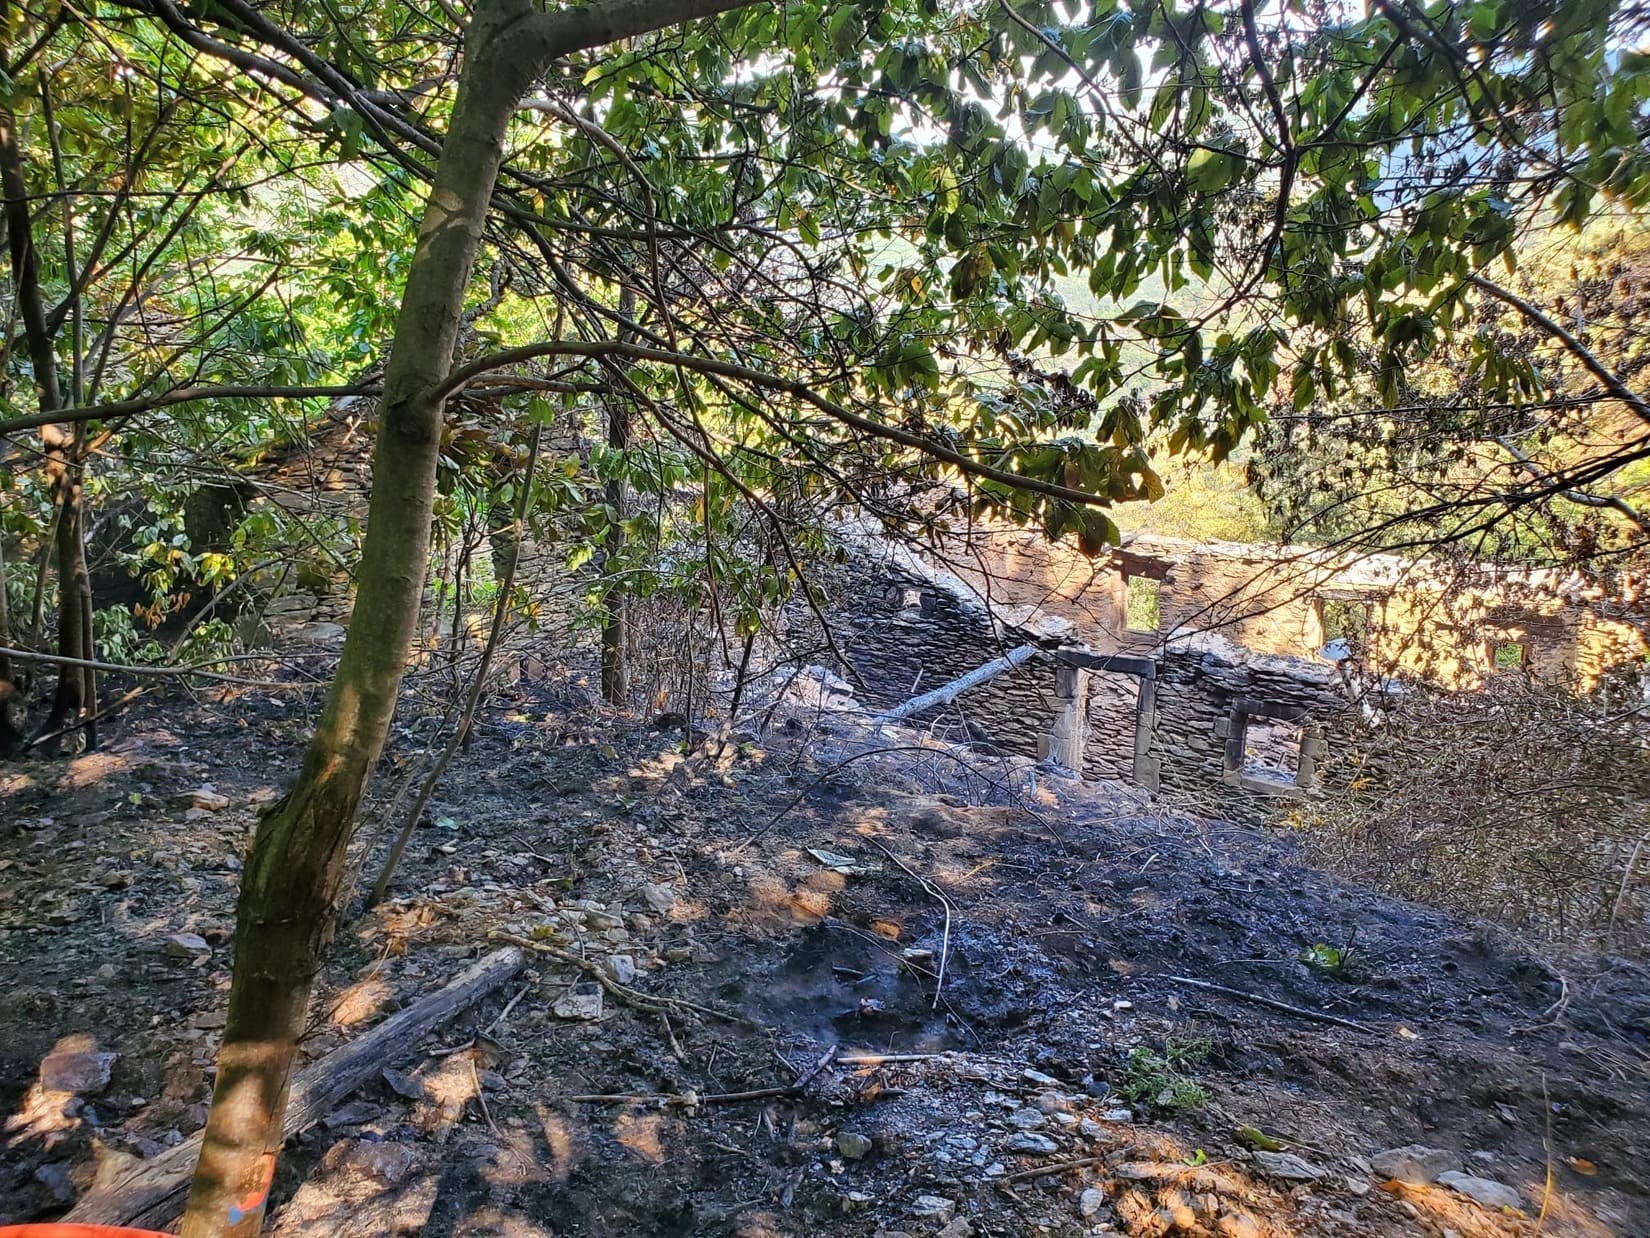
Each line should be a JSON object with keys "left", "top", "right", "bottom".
{"left": 61, "top": 751, "right": 132, "bottom": 789}
{"left": 613, "top": 1112, "right": 668, "bottom": 1164}
{"left": 533, "top": 1106, "right": 583, "bottom": 1185}
{"left": 742, "top": 871, "right": 832, "bottom": 928}
{"left": 2, "top": 1033, "right": 106, "bottom": 1146}
{"left": 326, "top": 975, "right": 393, "bottom": 1028}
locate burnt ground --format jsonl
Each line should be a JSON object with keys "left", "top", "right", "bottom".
{"left": 2, "top": 673, "right": 1648, "bottom": 1237}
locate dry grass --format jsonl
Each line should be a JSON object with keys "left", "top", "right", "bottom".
{"left": 1288, "top": 667, "right": 1650, "bottom": 955}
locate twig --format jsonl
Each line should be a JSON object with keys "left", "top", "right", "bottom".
{"left": 567, "top": 1086, "right": 799, "bottom": 1106}
{"left": 23, "top": 684, "right": 144, "bottom": 751}
{"left": 1511, "top": 971, "right": 1571, "bottom": 1035}
{"left": 469, "top": 1055, "right": 500, "bottom": 1135}
{"left": 490, "top": 931, "right": 755, "bottom": 1026}
{"left": 1536, "top": 1072, "right": 1555, "bottom": 1234}
{"left": 0, "top": 644, "right": 311, "bottom": 689}
{"left": 1001, "top": 1155, "right": 1108, "bottom": 1184}
{"left": 835, "top": 1053, "right": 945, "bottom": 1065}
{"left": 1165, "top": 975, "right": 1373, "bottom": 1032}
{"left": 792, "top": 1044, "right": 839, "bottom": 1090}
{"left": 367, "top": 421, "right": 543, "bottom": 906}
{"left": 865, "top": 837, "right": 953, "bottom": 1009}
{"left": 570, "top": 1046, "right": 839, "bottom": 1111}
{"left": 486, "top": 984, "right": 530, "bottom": 1035}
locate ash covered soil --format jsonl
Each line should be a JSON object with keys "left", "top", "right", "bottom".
{"left": 2, "top": 676, "right": 1648, "bottom": 1237}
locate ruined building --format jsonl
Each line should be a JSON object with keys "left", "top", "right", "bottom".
{"left": 833, "top": 524, "right": 1648, "bottom": 818}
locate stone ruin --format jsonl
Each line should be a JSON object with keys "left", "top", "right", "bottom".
{"left": 166, "top": 406, "right": 1645, "bottom": 820}
{"left": 823, "top": 522, "right": 1648, "bottom": 820}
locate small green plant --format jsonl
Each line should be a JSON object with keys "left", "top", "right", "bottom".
{"left": 1299, "top": 941, "right": 1350, "bottom": 975}
{"left": 1119, "top": 1035, "right": 1213, "bottom": 1112}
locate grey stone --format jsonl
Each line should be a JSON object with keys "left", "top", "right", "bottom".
{"left": 837, "top": 1131, "right": 874, "bottom": 1160}
{"left": 604, "top": 954, "right": 637, "bottom": 985}
{"left": 165, "top": 932, "right": 212, "bottom": 960}
{"left": 1371, "top": 1144, "right": 1459, "bottom": 1185}
{"left": 640, "top": 882, "right": 677, "bottom": 913}
{"left": 1252, "top": 1151, "right": 1323, "bottom": 1181}
{"left": 1079, "top": 1187, "right": 1106, "bottom": 1218}
{"left": 173, "top": 787, "right": 230, "bottom": 812}
{"left": 323, "top": 1100, "right": 384, "bottom": 1128}
{"left": 34, "top": 1160, "right": 78, "bottom": 1203}
{"left": 911, "top": 1195, "right": 956, "bottom": 1222}
{"left": 1008, "top": 1106, "right": 1047, "bottom": 1129}
{"left": 39, "top": 1048, "right": 115, "bottom": 1095}
{"left": 1004, "top": 1132, "right": 1060, "bottom": 1154}
{"left": 341, "top": 1139, "right": 419, "bottom": 1184}
{"left": 552, "top": 983, "right": 604, "bottom": 1020}
{"left": 1437, "top": 1171, "right": 1521, "bottom": 1210}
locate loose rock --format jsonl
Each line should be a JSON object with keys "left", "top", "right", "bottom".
{"left": 173, "top": 787, "right": 230, "bottom": 812}
{"left": 552, "top": 983, "right": 604, "bottom": 1020}
{"left": 1438, "top": 1171, "right": 1522, "bottom": 1210}
{"left": 837, "top": 1130, "right": 874, "bottom": 1160}
{"left": 639, "top": 882, "right": 677, "bottom": 913}
{"left": 1004, "top": 1132, "right": 1060, "bottom": 1154}
{"left": 1252, "top": 1151, "right": 1323, "bottom": 1181}
{"left": 39, "top": 1047, "right": 115, "bottom": 1095}
{"left": 1371, "top": 1144, "right": 1459, "bottom": 1186}
{"left": 164, "top": 932, "right": 212, "bottom": 960}
{"left": 911, "top": 1195, "right": 956, "bottom": 1222}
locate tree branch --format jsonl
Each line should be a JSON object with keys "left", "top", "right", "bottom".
{"left": 0, "top": 383, "right": 380, "bottom": 437}
{"left": 516, "top": 0, "right": 760, "bottom": 65}
{"left": 438, "top": 340, "right": 1125, "bottom": 512}
{"left": 1468, "top": 273, "right": 1650, "bottom": 430}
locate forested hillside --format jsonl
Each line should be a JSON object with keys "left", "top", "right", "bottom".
{"left": 3, "top": 0, "right": 1648, "bottom": 1233}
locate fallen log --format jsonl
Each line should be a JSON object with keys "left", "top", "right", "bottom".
{"left": 873, "top": 644, "right": 1041, "bottom": 723}
{"left": 66, "top": 945, "right": 524, "bottom": 1228}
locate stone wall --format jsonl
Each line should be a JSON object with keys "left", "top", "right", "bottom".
{"left": 827, "top": 522, "right": 1647, "bottom": 823}
{"left": 1147, "top": 637, "right": 1351, "bottom": 820}
{"left": 924, "top": 523, "right": 1647, "bottom": 690}
{"left": 830, "top": 560, "right": 1064, "bottom": 759}
{"left": 235, "top": 398, "right": 590, "bottom": 651}
{"left": 821, "top": 544, "right": 1355, "bottom": 820}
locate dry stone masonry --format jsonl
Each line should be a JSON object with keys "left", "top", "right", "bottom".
{"left": 832, "top": 521, "right": 1645, "bottom": 820}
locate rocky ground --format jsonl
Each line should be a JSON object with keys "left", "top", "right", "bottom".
{"left": 2, "top": 669, "right": 1648, "bottom": 1236}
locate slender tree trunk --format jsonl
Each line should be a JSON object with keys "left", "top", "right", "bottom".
{"left": 181, "top": 2, "right": 760, "bottom": 1231}
{"left": 178, "top": 11, "right": 533, "bottom": 1233}
{"left": 39, "top": 429, "right": 94, "bottom": 744}
{"left": 600, "top": 288, "right": 635, "bottom": 706}
{"left": 1, "top": 102, "right": 86, "bottom": 746}
{"left": 0, "top": 498, "right": 20, "bottom": 757}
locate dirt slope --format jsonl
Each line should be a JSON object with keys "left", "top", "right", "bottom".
{"left": 2, "top": 679, "right": 1646, "bottom": 1235}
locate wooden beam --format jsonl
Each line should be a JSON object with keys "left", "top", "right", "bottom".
{"left": 873, "top": 644, "right": 1042, "bottom": 723}
{"left": 66, "top": 946, "right": 525, "bottom": 1228}
{"left": 1051, "top": 648, "right": 1156, "bottom": 679}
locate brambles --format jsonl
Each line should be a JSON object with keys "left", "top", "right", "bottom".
{"left": 1119, "top": 1035, "right": 1214, "bottom": 1113}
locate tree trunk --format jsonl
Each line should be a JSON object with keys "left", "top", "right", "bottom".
{"left": 0, "top": 508, "right": 21, "bottom": 757}
{"left": 180, "top": 2, "right": 760, "bottom": 1231}
{"left": 1, "top": 102, "right": 85, "bottom": 746}
{"left": 599, "top": 288, "right": 635, "bottom": 707}
{"left": 178, "top": 9, "right": 533, "bottom": 1232}
{"left": 39, "top": 430, "right": 94, "bottom": 745}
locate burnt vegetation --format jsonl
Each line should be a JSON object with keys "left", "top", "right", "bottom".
{"left": 2, "top": 0, "right": 1650, "bottom": 1234}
